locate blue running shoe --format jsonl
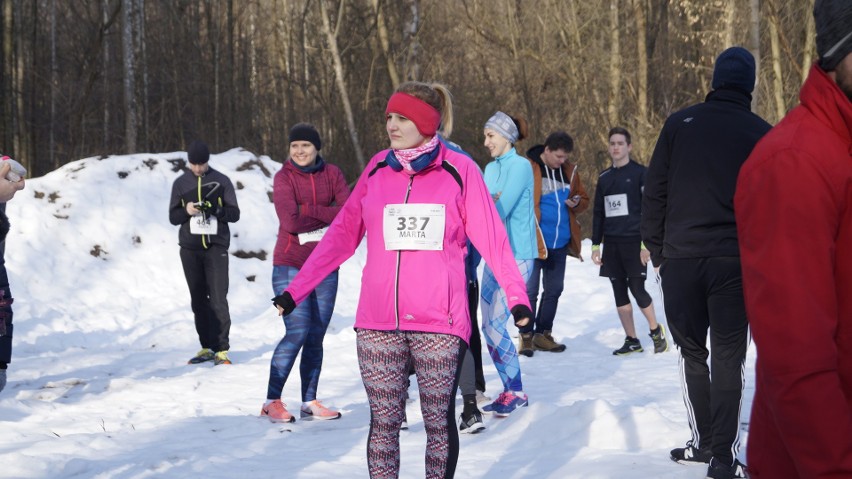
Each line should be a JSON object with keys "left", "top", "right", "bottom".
{"left": 489, "top": 391, "right": 528, "bottom": 417}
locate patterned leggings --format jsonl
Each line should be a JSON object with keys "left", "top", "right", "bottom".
{"left": 480, "top": 259, "right": 533, "bottom": 392}
{"left": 356, "top": 329, "right": 464, "bottom": 479}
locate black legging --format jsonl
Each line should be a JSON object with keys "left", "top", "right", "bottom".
{"left": 610, "top": 276, "right": 652, "bottom": 308}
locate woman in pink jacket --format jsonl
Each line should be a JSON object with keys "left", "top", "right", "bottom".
{"left": 272, "top": 81, "right": 532, "bottom": 479}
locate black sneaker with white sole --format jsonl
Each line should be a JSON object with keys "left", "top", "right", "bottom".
{"left": 613, "top": 336, "right": 643, "bottom": 356}
{"left": 459, "top": 410, "right": 485, "bottom": 434}
{"left": 670, "top": 445, "right": 712, "bottom": 465}
{"left": 706, "top": 457, "right": 747, "bottom": 479}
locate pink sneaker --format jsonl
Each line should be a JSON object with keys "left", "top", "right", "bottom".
{"left": 300, "top": 400, "right": 342, "bottom": 420}
{"left": 260, "top": 400, "right": 295, "bottom": 423}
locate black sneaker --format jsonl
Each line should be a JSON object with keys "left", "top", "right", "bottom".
{"left": 613, "top": 337, "right": 643, "bottom": 356}
{"left": 187, "top": 348, "right": 215, "bottom": 364}
{"left": 650, "top": 325, "right": 669, "bottom": 353}
{"left": 459, "top": 410, "right": 485, "bottom": 434}
{"left": 706, "top": 457, "right": 747, "bottom": 479}
{"left": 670, "top": 445, "right": 712, "bottom": 465}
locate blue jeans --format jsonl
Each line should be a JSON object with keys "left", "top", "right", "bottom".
{"left": 267, "top": 265, "right": 338, "bottom": 401}
{"left": 524, "top": 244, "right": 569, "bottom": 334}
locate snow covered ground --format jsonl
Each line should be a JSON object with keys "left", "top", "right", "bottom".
{"left": 0, "top": 149, "right": 755, "bottom": 478}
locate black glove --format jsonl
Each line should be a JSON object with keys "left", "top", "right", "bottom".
{"left": 195, "top": 200, "right": 213, "bottom": 212}
{"left": 272, "top": 291, "right": 296, "bottom": 316}
{"left": 212, "top": 205, "right": 225, "bottom": 219}
{"left": 511, "top": 304, "right": 533, "bottom": 328}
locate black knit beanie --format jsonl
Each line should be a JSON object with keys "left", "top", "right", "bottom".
{"left": 711, "top": 47, "right": 756, "bottom": 93}
{"left": 814, "top": 0, "right": 852, "bottom": 71}
{"left": 187, "top": 140, "right": 210, "bottom": 165}
{"left": 289, "top": 123, "right": 322, "bottom": 151}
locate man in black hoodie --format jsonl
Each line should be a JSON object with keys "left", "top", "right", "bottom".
{"left": 169, "top": 141, "right": 241, "bottom": 366}
{"left": 642, "top": 47, "right": 771, "bottom": 479}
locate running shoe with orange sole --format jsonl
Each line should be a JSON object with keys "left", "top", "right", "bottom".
{"left": 300, "top": 400, "right": 342, "bottom": 420}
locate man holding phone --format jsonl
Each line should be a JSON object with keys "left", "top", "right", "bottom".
{"left": 169, "top": 140, "right": 240, "bottom": 366}
{"left": 520, "top": 131, "right": 589, "bottom": 355}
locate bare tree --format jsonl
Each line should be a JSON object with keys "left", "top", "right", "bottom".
{"left": 608, "top": 0, "right": 621, "bottom": 128}
{"left": 768, "top": 1, "right": 786, "bottom": 121}
{"left": 319, "top": 0, "right": 365, "bottom": 169}
{"left": 121, "top": 0, "right": 138, "bottom": 153}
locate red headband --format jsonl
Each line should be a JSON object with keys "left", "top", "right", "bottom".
{"left": 385, "top": 92, "right": 441, "bottom": 137}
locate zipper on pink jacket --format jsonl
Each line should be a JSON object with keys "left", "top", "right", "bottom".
{"left": 394, "top": 175, "right": 415, "bottom": 330}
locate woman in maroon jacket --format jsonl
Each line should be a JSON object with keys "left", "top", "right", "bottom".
{"left": 260, "top": 123, "right": 350, "bottom": 423}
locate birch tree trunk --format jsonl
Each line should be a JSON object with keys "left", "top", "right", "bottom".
{"left": 801, "top": 0, "right": 815, "bottom": 84}
{"left": 608, "top": 0, "right": 621, "bottom": 127}
{"left": 768, "top": 3, "right": 785, "bottom": 121}
{"left": 633, "top": 0, "right": 649, "bottom": 158}
{"left": 121, "top": 0, "right": 138, "bottom": 153}
{"left": 748, "top": 0, "right": 760, "bottom": 109}
{"left": 404, "top": 0, "right": 420, "bottom": 81}
{"left": 319, "top": 0, "right": 365, "bottom": 169}
{"left": 723, "top": 0, "right": 736, "bottom": 48}
{"left": 372, "top": 0, "right": 400, "bottom": 89}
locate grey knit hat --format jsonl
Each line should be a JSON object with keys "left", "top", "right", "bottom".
{"left": 815, "top": 0, "right": 852, "bottom": 71}
{"left": 484, "top": 111, "right": 519, "bottom": 144}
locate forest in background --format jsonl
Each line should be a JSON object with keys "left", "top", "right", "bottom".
{"left": 0, "top": 0, "right": 815, "bottom": 232}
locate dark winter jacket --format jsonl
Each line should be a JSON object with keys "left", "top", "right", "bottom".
{"left": 592, "top": 159, "right": 646, "bottom": 245}
{"left": 168, "top": 167, "right": 240, "bottom": 250}
{"left": 641, "top": 88, "right": 771, "bottom": 266}
{"left": 0, "top": 203, "right": 11, "bottom": 365}
{"left": 736, "top": 64, "right": 852, "bottom": 479}
{"left": 526, "top": 145, "right": 589, "bottom": 260}
{"left": 273, "top": 157, "right": 350, "bottom": 269}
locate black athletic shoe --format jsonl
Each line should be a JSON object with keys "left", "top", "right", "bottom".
{"left": 187, "top": 348, "right": 215, "bottom": 364}
{"left": 670, "top": 445, "right": 712, "bottom": 465}
{"left": 706, "top": 457, "right": 747, "bottom": 479}
{"left": 459, "top": 410, "right": 485, "bottom": 434}
{"left": 613, "top": 336, "right": 643, "bottom": 356}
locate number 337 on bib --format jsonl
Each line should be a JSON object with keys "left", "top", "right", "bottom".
{"left": 383, "top": 204, "right": 446, "bottom": 251}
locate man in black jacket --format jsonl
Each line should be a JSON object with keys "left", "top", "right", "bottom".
{"left": 169, "top": 141, "right": 241, "bottom": 366}
{"left": 591, "top": 127, "right": 666, "bottom": 357}
{"left": 642, "top": 47, "right": 771, "bottom": 479}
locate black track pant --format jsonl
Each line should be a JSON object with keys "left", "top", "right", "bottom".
{"left": 179, "top": 245, "right": 231, "bottom": 352}
{"left": 660, "top": 257, "right": 748, "bottom": 465}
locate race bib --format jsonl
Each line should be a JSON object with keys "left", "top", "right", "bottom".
{"left": 190, "top": 214, "right": 218, "bottom": 235}
{"left": 298, "top": 226, "right": 328, "bottom": 245}
{"left": 383, "top": 204, "right": 446, "bottom": 251}
{"left": 604, "top": 193, "right": 629, "bottom": 217}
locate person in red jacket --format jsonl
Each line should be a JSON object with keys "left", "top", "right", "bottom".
{"left": 735, "top": 1, "right": 852, "bottom": 477}
{"left": 260, "top": 123, "right": 350, "bottom": 424}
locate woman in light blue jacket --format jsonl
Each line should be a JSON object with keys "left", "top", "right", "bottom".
{"left": 480, "top": 111, "right": 538, "bottom": 416}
